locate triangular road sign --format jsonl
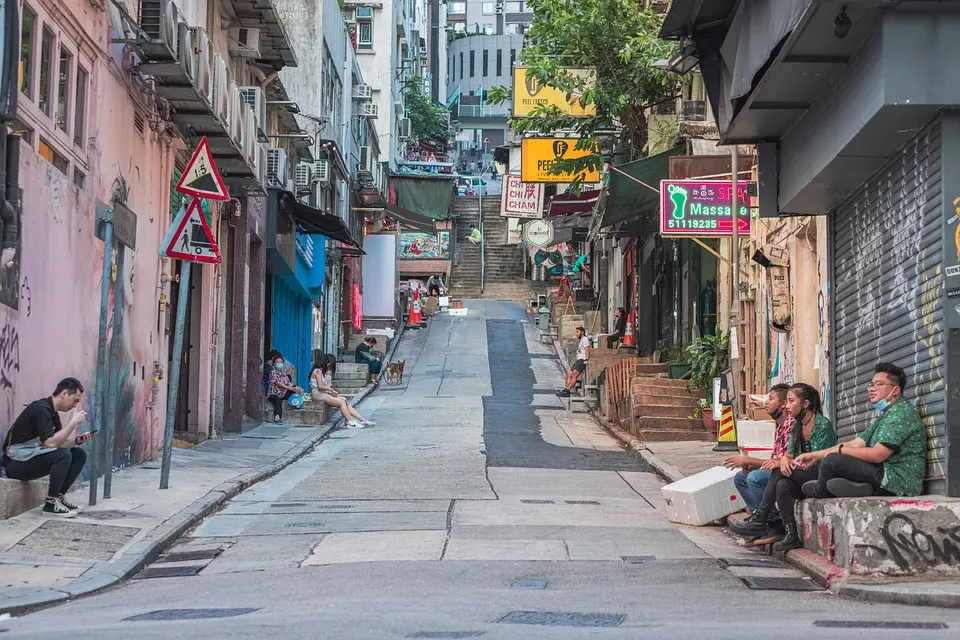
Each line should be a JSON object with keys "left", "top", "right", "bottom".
{"left": 175, "top": 137, "right": 229, "bottom": 201}
{"left": 161, "top": 199, "right": 222, "bottom": 263}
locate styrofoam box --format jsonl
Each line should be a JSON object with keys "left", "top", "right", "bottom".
{"left": 448, "top": 308, "right": 468, "bottom": 316}
{"left": 737, "top": 419, "right": 777, "bottom": 450}
{"left": 366, "top": 328, "right": 395, "bottom": 340}
{"left": 661, "top": 466, "right": 746, "bottom": 527}
{"left": 438, "top": 296, "right": 450, "bottom": 307}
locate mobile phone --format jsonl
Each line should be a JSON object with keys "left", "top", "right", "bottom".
{"left": 86, "top": 429, "right": 99, "bottom": 435}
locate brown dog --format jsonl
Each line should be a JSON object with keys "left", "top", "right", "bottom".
{"left": 385, "top": 360, "right": 406, "bottom": 386}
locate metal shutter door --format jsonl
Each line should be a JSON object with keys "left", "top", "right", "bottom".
{"left": 831, "top": 120, "right": 946, "bottom": 493}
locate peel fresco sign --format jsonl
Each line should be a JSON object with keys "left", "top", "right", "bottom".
{"left": 659, "top": 180, "right": 754, "bottom": 237}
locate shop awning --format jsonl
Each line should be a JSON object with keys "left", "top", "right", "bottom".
{"left": 278, "top": 191, "right": 362, "bottom": 249}
{"left": 547, "top": 189, "right": 601, "bottom": 218}
{"left": 384, "top": 205, "right": 437, "bottom": 233}
{"left": 394, "top": 176, "right": 456, "bottom": 220}
{"left": 553, "top": 214, "right": 592, "bottom": 244}
{"left": 591, "top": 145, "right": 684, "bottom": 235}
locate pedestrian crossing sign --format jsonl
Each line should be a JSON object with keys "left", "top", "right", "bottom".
{"left": 161, "top": 198, "right": 222, "bottom": 263}
{"left": 174, "top": 137, "right": 230, "bottom": 201}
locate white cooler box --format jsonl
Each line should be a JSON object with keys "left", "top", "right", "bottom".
{"left": 737, "top": 419, "right": 776, "bottom": 450}
{"left": 661, "top": 466, "right": 746, "bottom": 526}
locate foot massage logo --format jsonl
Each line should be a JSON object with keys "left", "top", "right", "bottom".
{"left": 667, "top": 183, "right": 689, "bottom": 221}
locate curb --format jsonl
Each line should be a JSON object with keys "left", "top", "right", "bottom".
{"left": 0, "top": 385, "right": 377, "bottom": 616}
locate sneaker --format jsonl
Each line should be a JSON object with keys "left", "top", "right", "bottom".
{"left": 556, "top": 389, "right": 571, "bottom": 397}
{"left": 59, "top": 495, "right": 84, "bottom": 512}
{"left": 345, "top": 420, "right": 365, "bottom": 429}
{"left": 43, "top": 498, "right": 77, "bottom": 518}
{"left": 274, "top": 417, "right": 283, "bottom": 424}
{"left": 361, "top": 420, "right": 377, "bottom": 426}
{"left": 826, "top": 477, "right": 875, "bottom": 498}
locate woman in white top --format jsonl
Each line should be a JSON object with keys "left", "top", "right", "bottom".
{"left": 309, "top": 355, "right": 375, "bottom": 428}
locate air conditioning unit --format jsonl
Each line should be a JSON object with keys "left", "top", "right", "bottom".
{"left": 239, "top": 86, "right": 267, "bottom": 139}
{"left": 342, "top": 8, "right": 356, "bottom": 23}
{"left": 265, "top": 147, "right": 288, "bottom": 188}
{"left": 228, "top": 27, "right": 262, "bottom": 58}
{"left": 359, "top": 146, "right": 371, "bottom": 172}
{"left": 313, "top": 183, "right": 332, "bottom": 213}
{"left": 355, "top": 6, "right": 374, "bottom": 19}
{"left": 314, "top": 158, "right": 331, "bottom": 184}
{"left": 400, "top": 118, "right": 412, "bottom": 138}
{"left": 294, "top": 163, "right": 313, "bottom": 189}
{"left": 353, "top": 84, "right": 373, "bottom": 100}
{"left": 257, "top": 144, "right": 268, "bottom": 186}
{"left": 361, "top": 102, "right": 378, "bottom": 118}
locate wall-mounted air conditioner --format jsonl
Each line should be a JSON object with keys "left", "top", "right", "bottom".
{"left": 353, "top": 84, "right": 373, "bottom": 100}
{"left": 355, "top": 6, "right": 374, "bottom": 19}
{"left": 239, "top": 86, "right": 267, "bottom": 140}
{"left": 314, "top": 158, "right": 331, "bottom": 184}
{"left": 400, "top": 118, "right": 412, "bottom": 139}
{"left": 266, "top": 147, "right": 288, "bottom": 188}
{"left": 295, "top": 163, "right": 313, "bottom": 189}
{"left": 361, "top": 103, "right": 378, "bottom": 118}
{"left": 228, "top": 27, "right": 262, "bottom": 58}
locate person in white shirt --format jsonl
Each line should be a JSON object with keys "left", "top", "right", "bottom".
{"left": 558, "top": 326, "right": 590, "bottom": 397}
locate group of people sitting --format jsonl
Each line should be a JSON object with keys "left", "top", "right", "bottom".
{"left": 725, "top": 361, "right": 926, "bottom": 552}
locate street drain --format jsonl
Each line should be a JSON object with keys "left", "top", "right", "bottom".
{"left": 157, "top": 549, "right": 223, "bottom": 563}
{"left": 741, "top": 576, "right": 822, "bottom": 591}
{"left": 407, "top": 633, "right": 485, "bottom": 638}
{"left": 621, "top": 555, "right": 656, "bottom": 564}
{"left": 124, "top": 608, "right": 259, "bottom": 621}
{"left": 497, "top": 611, "right": 625, "bottom": 628}
{"left": 135, "top": 565, "right": 205, "bottom": 579}
{"left": 512, "top": 580, "right": 547, "bottom": 589}
{"left": 286, "top": 522, "right": 325, "bottom": 528}
{"left": 565, "top": 500, "right": 600, "bottom": 505}
{"left": 814, "top": 621, "right": 948, "bottom": 630}
{"left": 719, "top": 557, "right": 786, "bottom": 569}
{"left": 270, "top": 503, "right": 307, "bottom": 508}
{"left": 520, "top": 499, "right": 555, "bottom": 504}
{"left": 314, "top": 505, "right": 354, "bottom": 510}
{"left": 82, "top": 509, "right": 149, "bottom": 520}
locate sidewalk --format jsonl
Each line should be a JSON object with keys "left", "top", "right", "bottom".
{"left": 0, "top": 384, "right": 377, "bottom": 615}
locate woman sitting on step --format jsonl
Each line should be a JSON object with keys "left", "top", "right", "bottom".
{"left": 309, "top": 355, "right": 375, "bottom": 429}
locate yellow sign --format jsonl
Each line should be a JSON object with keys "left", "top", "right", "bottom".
{"left": 512, "top": 67, "right": 596, "bottom": 117}
{"left": 520, "top": 138, "right": 600, "bottom": 184}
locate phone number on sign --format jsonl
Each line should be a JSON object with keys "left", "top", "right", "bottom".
{"left": 667, "top": 219, "right": 718, "bottom": 229}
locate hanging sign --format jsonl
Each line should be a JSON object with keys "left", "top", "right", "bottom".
{"left": 520, "top": 138, "right": 600, "bottom": 183}
{"left": 161, "top": 199, "right": 222, "bottom": 263}
{"left": 501, "top": 175, "right": 544, "bottom": 218}
{"left": 524, "top": 219, "right": 554, "bottom": 248}
{"left": 175, "top": 137, "right": 230, "bottom": 201}
{"left": 660, "top": 179, "right": 753, "bottom": 237}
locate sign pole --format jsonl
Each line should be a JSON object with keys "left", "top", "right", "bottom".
{"left": 103, "top": 245, "right": 125, "bottom": 499}
{"left": 160, "top": 261, "right": 191, "bottom": 489}
{"left": 729, "top": 145, "right": 742, "bottom": 415}
{"left": 89, "top": 217, "right": 113, "bottom": 507}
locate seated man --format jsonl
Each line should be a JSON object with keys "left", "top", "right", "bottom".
{"left": 606, "top": 307, "right": 627, "bottom": 348}
{"left": 355, "top": 336, "right": 383, "bottom": 376}
{"left": 1, "top": 378, "right": 94, "bottom": 517}
{"left": 795, "top": 361, "right": 925, "bottom": 499}
{"left": 724, "top": 383, "right": 791, "bottom": 516}
{"left": 468, "top": 224, "right": 482, "bottom": 245}
{"left": 557, "top": 326, "right": 590, "bottom": 397}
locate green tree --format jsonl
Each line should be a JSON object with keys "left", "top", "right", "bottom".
{"left": 486, "top": 0, "right": 679, "bottom": 186}
{"left": 403, "top": 74, "right": 452, "bottom": 143}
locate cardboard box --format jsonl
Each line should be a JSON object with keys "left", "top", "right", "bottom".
{"left": 423, "top": 297, "right": 438, "bottom": 316}
{"left": 661, "top": 466, "right": 745, "bottom": 526}
{"left": 450, "top": 300, "right": 464, "bottom": 309}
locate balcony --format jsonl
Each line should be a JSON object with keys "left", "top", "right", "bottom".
{"left": 229, "top": 0, "right": 298, "bottom": 68}
{"left": 454, "top": 104, "right": 510, "bottom": 118}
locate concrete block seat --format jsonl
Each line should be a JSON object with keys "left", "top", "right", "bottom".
{"left": 799, "top": 495, "right": 960, "bottom": 578}
{"left": 262, "top": 401, "right": 329, "bottom": 426}
{"left": 1, "top": 477, "right": 48, "bottom": 519}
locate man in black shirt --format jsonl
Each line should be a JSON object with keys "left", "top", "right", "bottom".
{"left": 607, "top": 307, "right": 628, "bottom": 348}
{"left": 1, "top": 378, "right": 93, "bottom": 517}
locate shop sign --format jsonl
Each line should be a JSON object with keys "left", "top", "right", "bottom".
{"left": 520, "top": 138, "right": 600, "bottom": 184}
{"left": 512, "top": 67, "right": 596, "bottom": 117}
{"left": 660, "top": 180, "right": 754, "bottom": 237}
{"left": 501, "top": 175, "right": 544, "bottom": 218}
{"left": 524, "top": 219, "right": 554, "bottom": 248}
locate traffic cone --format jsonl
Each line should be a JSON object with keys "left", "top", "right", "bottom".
{"left": 621, "top": 312, "right": 635, "bottom": 347}
{"left": 408, "top": 288, "right": 424, "bottom": 326}
{"left": 713, "top": 405, "right": 739, "bottom": 452}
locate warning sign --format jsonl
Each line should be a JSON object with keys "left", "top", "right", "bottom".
{"left": 174, "top": 137, "right": 229, "bottom": 201}
{"left": 161, "top": 199, "right": 222, "bottom": 263}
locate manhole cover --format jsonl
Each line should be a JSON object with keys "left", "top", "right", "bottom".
{"left": 565, "top": 500, "right": 600, "bottom": 505}
{"left": 82, "top": 510, "right": 148, "bottom": 521}
{"left": 135, "top": 565, "right": 205, "bottom": 579}
{"left": 741, "top": 576, "right": 822, "bottom": 591}
{"left": 520, "top": 499, "right": 555, "bottom": 504}
{"left": 719, "top": 557, "right": 786, "bottom": 569}
{"left": 286, "top": 522, "right": 325, "bottom": 528}
{"left": 157, "top": 549, "right": 223, "bottom": 563}
{"left": 497, "top": 611, "right": 625, "bottom": 628}
{"left": 512, "top": 580, "right": 547, "bottom": 589}
{"left": 407, "top": 633, "right": 485, "bottom": 638}
{"left": 814, "top": 621, "right": 948, "bottom": 629}
{"left": 124, "top": 608, "right": 259, "bottom": 621}
{"left": 621, "top": 555, "right": 656, "bottom": 563}
{"left": 11, "top": 521, "right": 138, "bottom": 561}
{"left": 270, "top": 503, "right": 307, "bottom": 508}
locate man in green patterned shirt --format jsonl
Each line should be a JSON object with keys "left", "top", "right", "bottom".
{"left": 794, "top": 362, "right": 926, "bottom": 498}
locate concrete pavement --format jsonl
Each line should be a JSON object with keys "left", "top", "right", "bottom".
{"left": 4, "top": 301, "right": 960, "bottom": 637}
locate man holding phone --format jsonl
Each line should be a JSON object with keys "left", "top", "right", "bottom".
{"left": 1, "top": 378, "right": 93, "bottom": 517}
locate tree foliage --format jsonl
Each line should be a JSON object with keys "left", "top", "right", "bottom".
{"left": 403, "top": 74, "right": 451, "bottom": 143}
{"left": 486, "top": 0, "right": 680, "bottom": 186}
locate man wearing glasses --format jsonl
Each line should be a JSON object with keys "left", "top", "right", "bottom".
{"left": 793, "top": 362, "right": 925, "bottom": 498}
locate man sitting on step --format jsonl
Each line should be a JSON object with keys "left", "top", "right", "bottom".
{"left": 468, "top": 224, "right": 482, "bottom": 245}
{"left": 557, "top": 326, "right": 590, "bottom": 398}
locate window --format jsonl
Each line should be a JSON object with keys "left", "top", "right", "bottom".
{"left": 74, "top": 65, "right": 87, "bottom": 148}
{"left": 469, "top": 50, "right": 475, "bottom": 77}
{"left": 39, "top": 138, "right": 68, "bottom": 175}
{"left": 453, "top": 21, "right": 466, "bottom": 32}
{"left": 355, "top": 6, "right": 373, "bottom": 18}
{"left": 482, "top": 2, "right": 495, "bottom": 14}
{"left": 20, "top": 6, "right": 36, "bottom": 98}
{"left": 504, "top": 23, "right": 519, "bottom": 34}
{"left": 73, "top": 169, "right": 85, "bottom": 189}
{"left": 510, "top": 49, "right": 516, "bottom": 70}
{"left": 57, "top": 48, "right": 72, "bottom": 133}
{"left": 448, "top": 2, "right": 465, "bottom": 13}
{"left": 39, "top": 27, "right": 53, "bottom": 116}
{"left": 505, "top": 1, "right": 521, "bottom": 11}
{"left": 357, "top": 22, "right": 373, "bottom": 50}
{"left": 496, "top": 49, "right": 502, "bottom": 76}
{"left": 482, "top": 50, "right": 488, "bottom": 76}
{"left": 459, "top": 52, "right": 463, "bottom": 79}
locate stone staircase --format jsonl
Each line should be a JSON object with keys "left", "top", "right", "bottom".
{"left": 331, "top": 362, "right": 370, "bottom": 400}
{"left": 627, "top": 360, "right": 714, "bottom": 442}
{"left": 449, "top": 195, "right": 531, "bottom": 300}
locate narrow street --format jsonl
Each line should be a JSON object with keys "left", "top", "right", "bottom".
{"left": 7, "top": 302, "right": 960, "bottom": 638}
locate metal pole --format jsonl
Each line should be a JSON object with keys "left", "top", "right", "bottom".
{"left": 160, "top": 260, "right": 191, "bottom": 489}
{"left": 479, "top": 188, "right": 485, "bottom": 293}
{"left": 88, "top": 217, "right": 113, "bottom": 507}
{"left": 103, "top": 245, "right": 125, "bottom": 499}
{"left": 729, "top": 145, "right": 742, "bottom": 416}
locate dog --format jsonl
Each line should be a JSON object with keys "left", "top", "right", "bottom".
{"left": 385, "top": 359, "right": 406, "bottom": 386}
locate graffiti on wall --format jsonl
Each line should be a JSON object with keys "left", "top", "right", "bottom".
{"left": 855, "top": 512, "right": 960, "bottom": 572}
{"left": 0, "top": 323, "right": 19, "bottom": 390}
{"left": 398, "top": 232, "right": 450, "bottom": 259}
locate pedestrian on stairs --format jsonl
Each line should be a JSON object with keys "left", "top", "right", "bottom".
{"left": 557, "top": 326, "right": 590, "bottom": 397}
{"left": 308, "top": 355, "right": 375, "bottom": 429}
{"left": 469, "top": 224, "right": 482, "bottom": 245}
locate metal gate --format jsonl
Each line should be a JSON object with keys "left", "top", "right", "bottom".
{"left": 831, "top": 119, "right": 945, "bottom": 493}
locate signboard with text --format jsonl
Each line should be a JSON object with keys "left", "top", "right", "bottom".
{"left": 524, "top": 219, "right": 554, "bottom": 248}
{"left": 501, "top": 175, "right": 544, "bottom": 218}
{"left": 512, "top": 67, "right": 596, "bottom": 117}
{"left": 660, "top": 180, "right": 754, "bottom": 237}
{"left": 521, "top": 138, "right": 600, "bottom": 184}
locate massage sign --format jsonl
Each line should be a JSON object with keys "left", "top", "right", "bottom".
{"left": 659, "top": 179, "right": 754, "bottom": 237}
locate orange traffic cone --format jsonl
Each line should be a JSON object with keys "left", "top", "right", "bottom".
{"left": 408, "top": 288, "right": 424, "bottom": 326}
{"left": 621, "top": 312, "right": 635, "bottom": 347}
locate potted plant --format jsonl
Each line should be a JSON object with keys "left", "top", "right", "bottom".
{"left": 686, "top": 326, "right": 731, "bottom": 399}
{"left": 697, "top": 398, "right": 718, "bottom": 435}
{"left": 666, "top": 343, "right": 690, "bottom": 379}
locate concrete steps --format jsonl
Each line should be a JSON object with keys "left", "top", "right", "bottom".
{"left": 633, "top": 428, "right": 715, "bottom": 442}
{"left": 636, "top": 363, "right": 669, "bottom": 376}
